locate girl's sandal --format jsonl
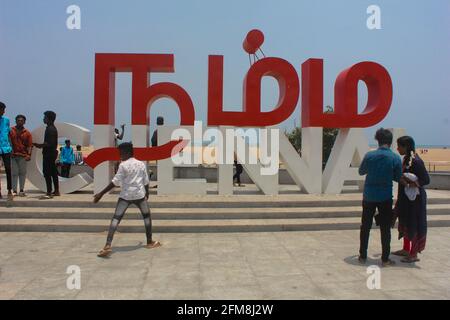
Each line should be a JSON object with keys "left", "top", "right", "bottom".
{"left": 401, "top": 256, "right": 420, "bottom": 263}
{"left": 97, "top": 247, "right": 112, "bottom": 257}
{"left": 145, "top": 241, "right": 161, "bottom": 249}
{"left": 392, "top": 249, "right": 409, "bottom": 257}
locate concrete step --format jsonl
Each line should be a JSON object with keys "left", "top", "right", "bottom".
{"left": 1, "top": 215, "right": 450, "bottom": 233}
{"left": 3, "top": 197, "right": 450, "bottom": 209}
{"left": 1, "top": 204, "right": 450, "bottom": 220}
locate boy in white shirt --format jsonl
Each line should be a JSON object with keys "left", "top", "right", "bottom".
{"left": 93, "top": 142, "right": 161, "bottom": 257}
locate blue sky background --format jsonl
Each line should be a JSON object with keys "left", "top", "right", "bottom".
{"left": 1, "top": 0, "right": 449, "bottom": 146}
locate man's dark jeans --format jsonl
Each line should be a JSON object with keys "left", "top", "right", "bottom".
{"left": 0, "top": 153, "right": 12, "bottom": 191}
{"left": 359, "top": 199, "right": 393, "bottom": 262}
{"left": 43, "top": 152, "right": 59, "bottom": 194}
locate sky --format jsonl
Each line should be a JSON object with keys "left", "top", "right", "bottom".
{"left": 1, "top": 0, "right": 449, "bottom": 146}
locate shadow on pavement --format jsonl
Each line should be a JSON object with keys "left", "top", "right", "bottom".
{"left": 343, "top": 254, "right": 421, "bottom": 269}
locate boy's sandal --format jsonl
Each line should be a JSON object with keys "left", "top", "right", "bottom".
{"left": 401, "top": 256, "right": 420, "bottom": 263}
{"left": 39, "top": 195, "right": 53, "bottom": 200}
{"left": 145, "top": 241, "right": 161, "bottom": 249}
{"left": 381, "top": 259, "right": 396, "bottom": 267}
{"left": 97, "top": 248, "right": 112, "bottom": 257}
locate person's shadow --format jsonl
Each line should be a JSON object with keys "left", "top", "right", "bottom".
{"left": 94, "top": 242, "right": 147, "bottom": 259}
{"left": 344, "top": 254, "right": 421, "bottom": 269}
{"left": 112, "top": 242, "right": 146, "bottom": 253}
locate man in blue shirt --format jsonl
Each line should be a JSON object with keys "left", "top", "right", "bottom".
{"left": 0, "top": 102, "right": 13, "bottom": 201}
{"left": 358, "top": 128, "right": 402, "bottom": 267}
{"left": 60, "top": 139, "right": 75, "bottom": 178}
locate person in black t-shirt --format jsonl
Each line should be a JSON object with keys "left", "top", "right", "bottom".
{"left": 33, "top": 111, "right": 60, "bottom": 199}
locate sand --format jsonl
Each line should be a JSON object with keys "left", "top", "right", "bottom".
{"left": 416, "top": 147, "right": 450, "bottom": 172}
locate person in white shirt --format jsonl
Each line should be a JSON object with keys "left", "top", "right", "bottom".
{"left": 93, "top": 142, "right": 161, "bottom": 257}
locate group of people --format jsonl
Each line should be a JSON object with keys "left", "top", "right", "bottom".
{"left": 0, "top": 102, "right": 430, "bottom": 262}
{"left": 0, "top": 102, "right": 85, "bottom": 200}
{"left": 93, "top": 127, "right": 430, "bottom": 262}
{"left": 59, "top": 140, "right": 84, "bottom": 178}
{"left": 359, "top": 128, "right": 429, "bottom": 265}
{"left": 0, "top": 102, "right": 33, "bottom": 199}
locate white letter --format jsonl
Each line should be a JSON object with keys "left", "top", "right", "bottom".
{"left": 279, "top": 127, "right": 323, "bottom": 194}
{"left": 28, "top": 123, "right": 92, "bottom": 194}
{"left": 217, "top": 126, "right": 233, "bottom": 195}
{"left": 322, "top": 128, "right": 370, "bottom": 194}
{"left": 234, "top": 132, "right": 278, "bottom": 195}
{"left": 158, "top": 125, "right": 207, "bottom": 195}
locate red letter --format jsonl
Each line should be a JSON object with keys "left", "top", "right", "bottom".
{"left": 86, "top": 53, "right": 194, "bottom": 168}
{"left": 302, "top": 59, "right": 393, "bottom": 128}
{"left": 208, "top": 56, "right": 299, "bottom": 127}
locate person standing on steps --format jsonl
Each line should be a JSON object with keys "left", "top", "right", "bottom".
{"left": 0, "top": 102, "right": 14, "bottom": 201}
{"left": 33, "top": 111, "right": 60, "bottom": 199}
{"left": 358, "top": 128, "right": 402, "bottom": 267}
{"left": 74, "top": 145, "right": 84, "bottom": 165}
{"left": 60, "top": 139, "right": 75, "bottom": 178}
{"left": 10, "top": 114, "right": 33, "bottom": 197}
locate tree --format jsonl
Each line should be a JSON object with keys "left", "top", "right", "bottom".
{"left": 286, "top": 105, "right": 339, "bottom": 169}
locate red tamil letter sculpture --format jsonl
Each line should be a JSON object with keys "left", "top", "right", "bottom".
{"left": 208, "top": 30, "right": 299, "bottom": 127}
{"left": 86, "top": 53, "right": 193, "bottom": 168}
{"left": 302, "top": 58, "right": 393, "bottom": 128}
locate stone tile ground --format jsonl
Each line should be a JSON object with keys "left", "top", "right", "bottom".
{"left": 1, "top": 228, "right": 449, "bottom": 300}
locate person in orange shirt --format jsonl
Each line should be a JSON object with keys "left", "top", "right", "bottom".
{"left": 9, "top": 114, "right": 32, "bottom": 197}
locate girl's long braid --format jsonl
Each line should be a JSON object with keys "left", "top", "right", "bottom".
{"left": 398, "top": 136, "right": 416, "bottom": 171}
{"left": 403, "top": 147, "right": 415, "bottom": 170}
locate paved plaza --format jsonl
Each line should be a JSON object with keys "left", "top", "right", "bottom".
{"left": 1, "top": 177, "right": 449, "bottom": 299}
{"left": 1, "top": 228, "right": 449, "bottom": 300}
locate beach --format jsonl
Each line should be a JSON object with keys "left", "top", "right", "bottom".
{"left": 415, "top": 147, "right": 450, "bottom": 172}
